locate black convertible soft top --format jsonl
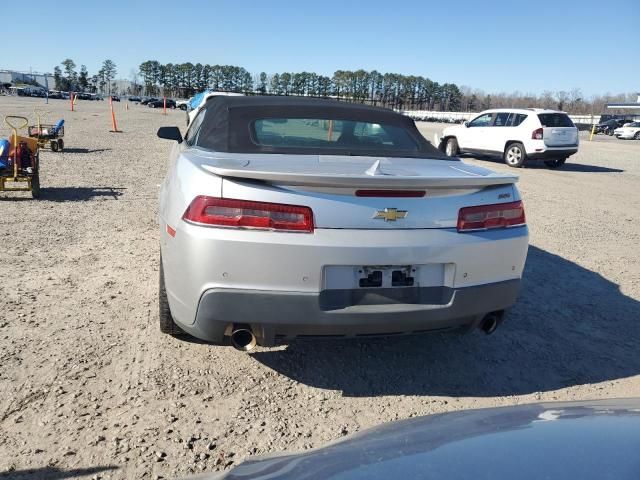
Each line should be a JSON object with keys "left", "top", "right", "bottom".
{"left": 195, "top": 95, "right": 447, "bottom": 159}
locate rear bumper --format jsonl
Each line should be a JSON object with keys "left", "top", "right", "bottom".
{"left": 161, "top": 222, "right": 529, "bottom": 345}
{"left": 527, "top": 148, "right": 578, "bottom": 160}
{"left": 180, "top": 279, "right": 521, "bottom": 345}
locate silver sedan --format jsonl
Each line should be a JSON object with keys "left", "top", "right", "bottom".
{"left": 157, "top": 96, "right": 529, "bottom": 350}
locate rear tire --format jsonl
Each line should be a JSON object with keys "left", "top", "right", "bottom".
{"left": 504, "top": 142, "right": 526, "bottom": 168}
{"left": 445, "top": 137, "right": 459, "bottom": 157}
{"left": 544, "top": 158, "right": 566, "bottom": 169}
{"left": 50, "top": 140, "right": 59, "bottom": 152}
{"left": 30, "top": 174, "right": 40, "bottom": 199}
{"left": 634, "top": 132, "right": 640, "bottom": 140}
{"left": 159, "top": 256, "right": 183, "bottom": 336}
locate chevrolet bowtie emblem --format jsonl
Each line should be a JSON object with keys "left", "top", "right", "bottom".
{"left": 374, "top": 208, "right": 408, "bottom": 221}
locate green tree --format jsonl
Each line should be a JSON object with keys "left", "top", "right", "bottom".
{"left": 53, "top": 66, "right": 62, "bottom": 90}
{"left": 61, "top": 58, "right": 77, "bottom": 91}
{"left": 270, "top": 73, "right": 281, "bottom": 94}
{"left": 101, "top": 59, "right": 117, "bottom": 94}
{"left": 78, "top": 65, "right": 89, "bottom": 91}
{"left": 257, "top": 72, "right": 268, "bottom": 94}
{"left": 468, "top": 94, "right": 478, "bottom": 112}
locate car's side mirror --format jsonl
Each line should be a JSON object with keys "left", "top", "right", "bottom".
{"left": 157, "top": 126, "right": 183, "bottom": 143}
{"left": 463, "top": 121, "right": 469, "bottom": 127}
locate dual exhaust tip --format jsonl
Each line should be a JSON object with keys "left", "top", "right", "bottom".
{"left": 231, "top": 312, "right": 503, "bottom": 351}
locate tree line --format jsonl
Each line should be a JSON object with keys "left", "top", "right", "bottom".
{"left": 51, "top": 58, "right": 635, "bottom": 115}
{"left": 53, "top": 59, "right": 117, "bottom": 94}
{"left": 134, "top": 61, "right": 635, "bottom": 114}
{"left": 135, "top": 61, "right": 464, "bottom": 111}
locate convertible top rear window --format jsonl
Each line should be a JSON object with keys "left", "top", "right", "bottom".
{"left": 252, "top": 118, "right": 420, "bottom": 152}
{"left": 194, "top": 96, "right": 447, "bottom": 159}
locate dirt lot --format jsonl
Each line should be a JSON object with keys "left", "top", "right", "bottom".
{"left": 1, "top": 97, "right": 639, "bottom": 479}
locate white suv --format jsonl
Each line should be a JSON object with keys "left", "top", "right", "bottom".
{"left": 438, "top": 109, "right": 579, "bottom": 168}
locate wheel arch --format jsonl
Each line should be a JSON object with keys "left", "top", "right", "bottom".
{"left": 504, "top": 140, "right": 526, "bottom": 154}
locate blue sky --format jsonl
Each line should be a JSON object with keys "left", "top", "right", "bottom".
{"left": 3, "top": 0, "right": 638, "bottom": 96}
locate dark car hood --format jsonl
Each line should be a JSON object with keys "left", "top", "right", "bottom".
{"left": 204, "top": 399, "right": 640, "bottom": 479}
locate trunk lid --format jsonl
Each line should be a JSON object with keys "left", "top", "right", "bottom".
{"left": 192, "top": 152, "right": 519, "bottom": 230}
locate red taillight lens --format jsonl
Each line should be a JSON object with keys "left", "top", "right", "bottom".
{"left": 457, "top": 201, "right": 526, "bottom": 232}
{"left": 183, "top": 196, "right": 314, "bottom": 233}
{"left": 355, "top": 190, "right": 426, "bottom": 197}
{"left": 532, "top": 128, "right": 544, "bottom": 140}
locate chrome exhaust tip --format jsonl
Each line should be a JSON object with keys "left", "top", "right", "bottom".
{"left": 480, "top": 312, "right": 502, "bottom": 335}
{"left": 230, "top": 324, "right": 257, "bottom": 351}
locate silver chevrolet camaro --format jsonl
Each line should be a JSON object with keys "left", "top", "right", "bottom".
{"left": 157, "top": 96, "right": 529, "bottom": 350}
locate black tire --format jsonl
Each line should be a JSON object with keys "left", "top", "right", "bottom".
{"left": 544, "top": 158, "right": 566, "bottom": 169}
{"left": 504, "top": 142, "right": 526, "bottom": 168}
{"left": 634, "top": 132, "right": 640, "bottom": 140}
{"left": 58, "top": 139, "right": 64, "bottom": 151}
{"left": 50, "top": 140, "right": 59, "bottom": 152}
{"left": 445, "top": 137, "right": 459, "bottom": 157}
{"left": 159, "top": 256, "right": 183, "bottom": 335}
{"left": 149, "top": 103, "right": 155, "bottom": 108}
{"left": 30, "top": 174, "right": 40, "bottom": 199}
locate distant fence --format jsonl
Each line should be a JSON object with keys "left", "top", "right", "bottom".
{"left": 401, "top": 110, "right": 602, "bottom": 129}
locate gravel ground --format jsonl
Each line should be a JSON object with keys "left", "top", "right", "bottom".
{"left": 1, "top": 97, "right": 639, "bottom": 479}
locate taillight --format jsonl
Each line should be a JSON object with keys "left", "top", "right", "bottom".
{"left": 182, "top": 196, "right": 314, "bottom": 233}
{"left": 532, "top": 128, "right": 544, "bottom": 140}
{"left": 457, "top": 201, "right": 526, "bottom": 232}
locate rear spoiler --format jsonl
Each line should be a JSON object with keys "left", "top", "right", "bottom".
{"left": 202, "top": 165, "right": 518, "bottom": 189}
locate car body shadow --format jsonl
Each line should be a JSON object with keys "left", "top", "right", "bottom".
{"left": 40, "top": 187, "right": 125, "bottom": 201}
{"left": 460, "top": 154, "right": 624, "bottom": 173}
{"left": 524, "top": 162, "right": 624, "bottom": 173}
{"left": 251, "top": 246, "right": 640, "bottom": 397}
{"left": 0, "top": 187, "right": 124, "bottom": 202}
{"left": 60, "top": 148, "right": 112, "bottom": 154}
{"left": 0, "top": 465, "right": 117, "bottom": 480}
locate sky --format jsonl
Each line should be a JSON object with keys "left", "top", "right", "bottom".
{"left": 2, "top": 0, "right": 638, "bottom": 97}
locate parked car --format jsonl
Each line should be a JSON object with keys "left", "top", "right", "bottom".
{"left": 140, "top": 97, "right": 158, "bottom": 105}
{"left": 156, "top": 96, "right": 529, "bottom": 350}
{"left": 111, "top": 95, "right": 120, "bottom": 102}
{"left": 186, "top": 90, "right": 243, "bottom": 126}
{"left": 613, "top": 121, "right": 640, "bottom": 140}
{"left": 148, "top": 98, "right": 176, "bottom": 109}
{"left": 212, "top": 399, "right": 640, "bottom": 479}
{"left": 438, "top": 108, "right": 579, "bottom": 168}
{"left": 594, "top": 119, "right": 622, "bottom": 135}
{"left": 176, "top": 99, "right": 189, "bottom": 111}
{"left": 128, "top": 96, "right": 142, "bottom": 102}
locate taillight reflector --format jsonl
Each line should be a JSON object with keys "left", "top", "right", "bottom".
{"left": 355, "top": 190, "right": 425, "bottom": 197}
{"left": 457, "top": 201, "right": 526, "bottom": 232}
{"left": 532, "top": 128, "right": 544, "bottom": 140}
{"left": 182, "top": 196, "right": 314, "bottom": 233}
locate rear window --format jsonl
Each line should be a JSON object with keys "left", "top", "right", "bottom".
{"left": 538, "top": 113, "right": 574, "bottom": 128}
{"left": 252, "top": 118, "right": 420, "bottom": 152}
